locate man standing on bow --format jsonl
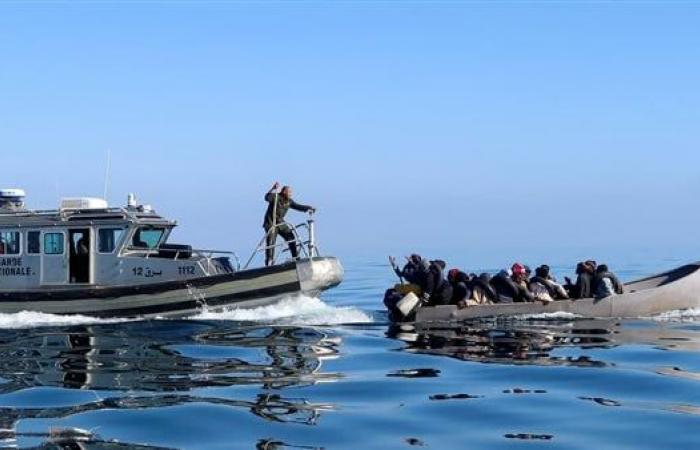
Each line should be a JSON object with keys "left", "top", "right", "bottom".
{"left": 263, "top": 182, "right": 316, "bottom": 266}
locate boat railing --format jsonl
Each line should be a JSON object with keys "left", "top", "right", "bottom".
{"left": 123, "top": 246, "right": 241, "bottom": 272}
{"left": 243, "top": 214, "right": 319, "bottom": 269}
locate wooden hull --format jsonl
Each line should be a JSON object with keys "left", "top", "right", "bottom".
{"left": 0, "top": 257, "right": 343, "bottom": 318}
{"left": 415, "top": 262, "right": 700, "bottom": 323}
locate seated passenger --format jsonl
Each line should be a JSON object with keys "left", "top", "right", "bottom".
{"left": 594, "top": 264, "right": 625, "bottom": 299}
{"left": 469, "top": 273, "right": 498, "bottom": 305}
{"left": 390, "top": 254, "right": 424, "bottom": 285}
{"left": 511, "top": 263, "right": 535, "bottom": 302}
{"left": 491, "top": 264, "right": 534, "bottom": 303}
{"left": 529, "top": 265, "right": 569, "bottom": 303}
{"left": 448, "top": 269, "right": 472, "bottom": 307}
{"left": 566, "top": 261, "right": 596, "bottom": 299}
{"left": 423, "top": 260, "right": 453, "bottom": 306}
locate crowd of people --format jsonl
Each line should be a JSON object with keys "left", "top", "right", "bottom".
{"left": 386, "top": 255, "right": 625, "bottom": 312}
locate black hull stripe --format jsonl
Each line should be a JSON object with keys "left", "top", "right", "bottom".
{"left": 73, "top": 281, "right": 302, "bottom": 318}
{"left": 0, "top": 262, "right": 298, "bottom": 303}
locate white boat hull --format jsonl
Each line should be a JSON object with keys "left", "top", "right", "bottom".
{"left": 0, "top": 257, "right": 344, "bottom": 318}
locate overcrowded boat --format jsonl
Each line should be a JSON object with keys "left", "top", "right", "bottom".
{"left": 384, "top": 255, "right": 700, "bottom": 322}
{"left": 0, "top": 188, "right": 343, "bottom": 318}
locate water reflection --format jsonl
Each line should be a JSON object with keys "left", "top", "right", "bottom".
{"left": 0, "top": 321, "right": 341, "bottom": 448}
{"left": 388, "top": 318, "right": 700, "bottom": 367}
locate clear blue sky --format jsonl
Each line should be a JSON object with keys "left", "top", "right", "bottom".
{"left": 1, "top": 1, "right": 699, "bottom": 266}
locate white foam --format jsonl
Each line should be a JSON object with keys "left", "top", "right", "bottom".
{"left": 515, "top": 311, "right": 582, "bottom": 320}
{"left": 649, "top": 307, "right": 700, "bottom": 322}
{"left": 191, "top": 294, "right": 372, "bottom": 326}
{"left": 0, "top": 311, "right": 129, "bottom": 329}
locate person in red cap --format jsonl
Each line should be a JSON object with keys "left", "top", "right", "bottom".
{"left": 511, "top": 263, "right": 528, "bottom": 287}
{"left": 511, "top": 262, "right": 534, "bottom": 301}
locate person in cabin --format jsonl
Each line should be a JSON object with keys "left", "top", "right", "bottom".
{"left": 263, "top": 182, "right": 316, "bottom": 266}
{"left": 76, "top": 236, "right": 89, "bottom": 256}
{"left": 132, "top": 230, "right": 149, "bottom": 248}
{"left": 422, "top": 260, "right": 453, "bottom": 306}
{"left": 529, "top": 265, "right": 569, "bottom": 303}
{"left": 594, "top": 264, "right": 625, "bottom": 299}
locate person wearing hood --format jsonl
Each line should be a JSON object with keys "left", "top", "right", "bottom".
{"left": 423, "top": 260, "right": 453, "bottom": 306}
{"left": 469, "top": 272, "right": 498, "bottom": 305}
{"left": 529, "top": 265, "right": 569, "bottom": 303}
{"left": 390, "top": 254, "right": 425, "bottom": 285}
{"left": 565, "top": 261, "right": 596, "bottom": 299}
{"left": 448, "top": 269, "right": 471, "bottom": 306}
{"left": 594, "top": 264, "right": 625, "bottom": 299}
{"left": 491, "top": 263, "right": 534, "bottom": 303}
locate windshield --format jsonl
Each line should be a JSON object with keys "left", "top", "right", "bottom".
{"left": 132, "top": 228, "right": 165, "bottom": 249}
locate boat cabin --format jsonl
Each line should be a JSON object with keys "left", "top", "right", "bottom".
{"left": 0, "top": 189, "right": 233, "bottom": 291}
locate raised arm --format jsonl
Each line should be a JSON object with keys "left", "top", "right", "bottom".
{"left": 265, "top": 182, "right": 281, "bottom": 202}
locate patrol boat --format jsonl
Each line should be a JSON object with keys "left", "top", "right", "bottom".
{"left": 0, "top": 189, "right": 343, "bottom": 318}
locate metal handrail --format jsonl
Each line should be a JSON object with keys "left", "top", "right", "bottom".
{"left": 243, "top": 215, "right": 318, "bottom": 269}
{"left": 123, "top": 245, "right": 240, "bottom": 274}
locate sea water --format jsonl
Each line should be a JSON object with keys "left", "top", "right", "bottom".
{"left": 0, "top": 256, "right": 698, "bottom": 449}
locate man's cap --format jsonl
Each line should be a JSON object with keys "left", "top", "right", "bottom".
{"left": 511, "top": 263, "right": 526, "bottom": 276}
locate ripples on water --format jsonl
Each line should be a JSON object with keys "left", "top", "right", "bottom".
{"left": 0, "top": 261, "right": 699, "bottom": 449}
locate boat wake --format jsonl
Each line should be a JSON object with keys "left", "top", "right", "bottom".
{"left": 0, "top": 311, "right": 130, "bottom": 329}
{"left": 191, "top": 294, "right": 373, "bottom": 326}
{"left": 649, "top": 307, "right": 700, "bottom": 322}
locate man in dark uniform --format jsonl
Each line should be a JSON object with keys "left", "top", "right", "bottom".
{"left": 263, "top": 182, "right": 316, "bottom": 266}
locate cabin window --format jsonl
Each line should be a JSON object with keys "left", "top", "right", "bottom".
{"left": 0, "top": 231, "right": 20, "bottom": 255}
{"left": 98, "top": 228, "right": 125, "bottom": 253}
{"left": 132, "top": 227, "right": 165, "bottom": 249}
{"left": 27, "top": 231, "right": 40, "bottom": 254}
{"left": 44, "top": 233, "right": 65, "bottom": 255}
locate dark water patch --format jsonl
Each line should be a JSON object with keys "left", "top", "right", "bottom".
{"left": 256, "top": 439, "right": 324, "bottom": 450}
{"left": 505, "top": 433, "right": 554, "bottom": 441}
{"left": 579, "top": 397, "right": 622, "bottom": 407}
{"left": 503, "top": 388, "right": 547, "bottom": 394}
{"left": 387, "top": 369, "right": 440, "bottom": 378}
{"left": 429, "top": 393, "right": 482, "bottom": 401}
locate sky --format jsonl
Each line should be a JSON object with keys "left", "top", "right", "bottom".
{"left": 1, "top": 1, "right": 699, "bottom": 268}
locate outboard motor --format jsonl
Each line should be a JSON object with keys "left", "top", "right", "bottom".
{"left": 0, "top": 188, "right": 26, "bottom": 211}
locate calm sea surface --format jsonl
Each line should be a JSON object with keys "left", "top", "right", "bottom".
{"left": 0, "top": 256, "right": 699, "bottom": 449}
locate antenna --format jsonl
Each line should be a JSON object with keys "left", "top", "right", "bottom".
{"left": 103, "top": 150, "right": 112, "bottom": 202}
{"left": 55, "top": 179, "right": 60, "bottom": 205}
